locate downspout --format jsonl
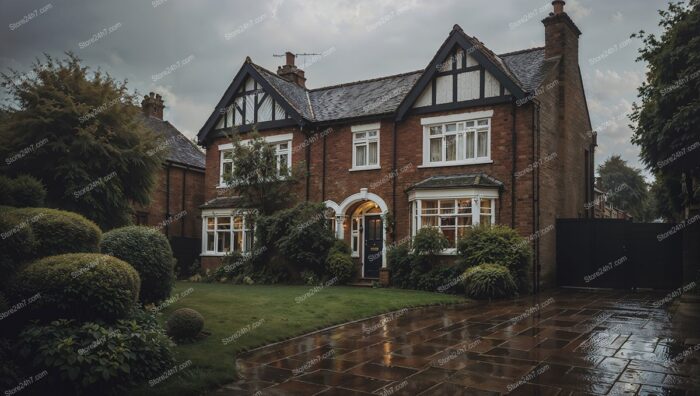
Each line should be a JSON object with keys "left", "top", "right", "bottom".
{"left": 511, "top": 101, "right": 517, "bottom": 228}
{"left": 322, "top": 127, "right": 327, "bottom": 202}
{"left": 532, "top": 100, "right": 541, "bottom": 294}
{"left": 165, "top": 162, "right": 171, "bottom": 237}
{"left": 181, "top": 166, "right": 187, "bottom": 237}
{"left": 391, "top": 120, "right": 397, "bottom": 242}
{"left": 303, "top": 125, "right": 310, "bottom": 202}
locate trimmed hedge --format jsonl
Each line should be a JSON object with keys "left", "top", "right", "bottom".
{"left": 11, "top": 207, "right": 101, "bottom": 259}
{"left": 101, "top": 226, "right": 175, "bottom": 304}
{"left": 0, "top": 210, "right": 35, "bottom": 290}
{"left": 457, "top": 224, "right": 532, "bottom": 293}
{"left": 17, "top": 310, "right": 174, "bottom": 395}
{"left": 463, "top": 263, "right": 517, "bottom": 300}
{"left": 8, "top": 253, "right": 140, "bottom": 322}
{"left": 326, "top": 253, "right": 355, "bottom": 285}
{"left": 0, "top": 175, "right": 46, "bottom": 208}
{"left": 166, "top": 308, "right": 204, "bottom": 341}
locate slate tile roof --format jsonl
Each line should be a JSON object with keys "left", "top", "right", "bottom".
{"left": 249, "top": 47, "right": 546, "bottom": 123}
{"left": 140, "top": 115, "right": 205, "bottom": 169}
{"left": 407, "top": 173, "right": 504, "bottom": 191}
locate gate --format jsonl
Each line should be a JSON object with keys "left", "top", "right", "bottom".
{"left": 556, "top": 219, "right": 683, "bottom": 289}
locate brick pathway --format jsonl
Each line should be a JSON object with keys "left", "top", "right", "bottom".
{"left": 215, "top": 289, "right": 700, "bottom": 395}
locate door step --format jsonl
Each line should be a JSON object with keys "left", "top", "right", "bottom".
{"left": 348, "top": 278, "right": 378, "bottom": 287}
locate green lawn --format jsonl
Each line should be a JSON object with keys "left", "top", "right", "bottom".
{"left": 131, "top": 281, "right": 464, "bottom": 396}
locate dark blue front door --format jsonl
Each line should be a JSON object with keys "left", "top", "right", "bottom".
{"left": 363, "top": 215, "right": 382, "bottom": 278}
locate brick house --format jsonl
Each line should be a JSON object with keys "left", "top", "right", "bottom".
{"left": 135, "top": 93, "right": 206, "bottom": 242}
{"left": 196, "top": 1, "right": 595, "bottom": 289}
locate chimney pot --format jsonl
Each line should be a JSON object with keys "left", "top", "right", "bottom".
{"left": 552, "top": 0, "right": 565, "bottom": 15}
{"left": 285, "top": 51, "right": 295, "bottom": 66}
{"left": 142, "top": 91, "right": 165, "bottom": 120}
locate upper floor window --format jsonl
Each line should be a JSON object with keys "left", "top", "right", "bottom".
{"left": 421, "top": 111, "right": 493, "bottom": 167}
{"left": 218, "top": 134, "right": 293, "bottom": 186}
{"left": 351, "top": 123, "right": 380, "bottom": 170}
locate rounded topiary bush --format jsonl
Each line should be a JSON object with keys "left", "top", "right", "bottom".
{"left": 166, "top": 308, "right": 204, "bottom": 340}
{"left": 413, "top": 227, "right": 449, "bottom": 256}
{"left": 100, "top": 226, "right": 175, "bottom": 304}
{"left": 9, "top": 253, "right": 140, "bottom": 322}
{"left": 326, "top": 252, "right": 355, "bottom": 285}
{"left": 17, "top": 311, "right": 174, "bottom": 395}
{"left": 0, "top": 210, "right": 35, "bottom": 289}
{"left": 463, "top": 263, "right": 517, "bottom": 300}
{"left": 457, "top": 224, "right": 532, "bottom": 293}
{"left": 10, "top": 207, "right": 101, "bottom": 259}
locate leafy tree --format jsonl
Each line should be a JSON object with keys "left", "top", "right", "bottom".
{"left": 0, "top": 53, "right": 163, "bottom": 229}
{"left": 596, "top": 155, "right": 651, "bottom": 221}
{"left": 223, "top": 131, "right": 301, "bottom": 215}
{"left": 630, "top": 0, "right": 700, "bottom": 215}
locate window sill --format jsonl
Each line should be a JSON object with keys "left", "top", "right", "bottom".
{"left": 418, "top": 159, "right": 492, "bottom": 168}
{"left": 349, "top": 166, "right": 381, "bottom": 172}
{"left": 200, "top": 252, "right": 228, "bottom": 257}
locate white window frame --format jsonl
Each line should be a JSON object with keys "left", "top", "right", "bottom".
{"left": 201, "top": 210, "right": 255, "bottom": 256}
{"left": 420, "top": 110, "right": 493, "bottom": 168}
{"left": 350, "top": 123, "right": 380, "bottom": 171}
{"left": 218, "top": 133, "right": 293, "bottom": 188}
{"left": 409, "top": 188, "right": 498, "bottom": 255}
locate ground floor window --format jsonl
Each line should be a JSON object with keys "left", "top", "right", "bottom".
{"left": 411, "top": 197, "right": 496, "bottom": 250}
{"left": 202, "top": 212, "right": 254, "bottom": 255}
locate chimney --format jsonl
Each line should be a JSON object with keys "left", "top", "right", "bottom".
{"left": 276, "top": 51, "right": 306, "bottom": 88}
{"left": 141, "top": 92, "right": 165, "bottom": 120}
{"left": 542, "top": 1, "right": 582, "bottom": 60}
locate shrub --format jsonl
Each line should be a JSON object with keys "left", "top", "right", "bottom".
{"left": 101, "top": 226, "right": 175, "bottom": 304}
{"left": 0, "top": 211, "right": 35, "bottom": 290}
{"left": 0, "top": 338, "right": 21, "bottom": 390}
{"left": 412, "top": 227, "right": 449, "bottom": 256}
{"left": 387, "top": 243, "right": 414, "bottom": 289}
{"left": 326, "top": 253, "right": 355, "bottom": 285}
{"left": 17, "top": 309, "right": 174, "bottom": 395}
{"left": 463, "top": 264, "right": 517, "bottom": 300}
{"left": 416, "top": 266, "right": 463, "bottom": 294}
{"left": 255, "top": 202, "right": 335, "bottom": 280}
{"left": 457, "top": 224, "right": 532, "bottom": 293}
{"left": 0, "top": 176, "right": 12, "bottom": 206}
{"left": 300, "top": 270, "right": 319, "bottom": 285}
{"left": 0, "top": 292, "right": 7, "bottom": 313}
{"left": 9, "top": 175, "right": 46, "bottom": 207}
{"left": 11, "top": 207, "right": 101, "bottom": 258}
{"left": 8, "top": 253, "right": 140, "bottom": 322}
{"left": 329, "top": 239, "right": 352, "bottom": 256}
{"left": 166, "top": 308, "right": 204, "bottom": 341}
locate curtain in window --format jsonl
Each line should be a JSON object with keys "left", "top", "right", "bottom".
{"left": 368, "top": 141, "right": 378, "bottom": 165}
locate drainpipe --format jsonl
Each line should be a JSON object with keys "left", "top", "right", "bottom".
{"left": 391, "top": 120, "right": 397, "bottom": 242}
{"left": 511, "top": 101, "right": 517, "bottom": 228}
{"left": 322, "top": 127, "right": 326, "bottom": 202}
{"left": 303, "top": 125, "right": 310, "bottom": 202}
{"left": 532, "top": 100, "right": 541, "bottom": 294}
{"left": 165, "top": 162, "right": 171, "bottom": 237}
{"left": 181, "top": 166, "right": 187, "bottom": 237}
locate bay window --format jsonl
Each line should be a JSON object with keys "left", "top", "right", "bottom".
{"left": 411, "top": 196, "right": 496, "bottom": 251}
{"left": 202, "top": 213, "right": 254, "bottom": 255}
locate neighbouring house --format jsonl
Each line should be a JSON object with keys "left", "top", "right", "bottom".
{"left": 196, "top": 0, "right": 596, "bottom": 289}
{"left": 592, "top": 187, "right": 633, "bottom": 220}
{"left": 135, "top": 93, "right": 206, "bottom": 266}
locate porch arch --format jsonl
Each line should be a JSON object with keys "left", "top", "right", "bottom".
{"left": 336, "top": 188, "right": 389, "bottom": 272}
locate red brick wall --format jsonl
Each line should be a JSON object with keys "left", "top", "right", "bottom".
{"left": 133, "top": 164, "right": 205, "bottom": 239}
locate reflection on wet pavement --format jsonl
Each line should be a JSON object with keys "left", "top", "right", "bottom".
{"left": 214, "top": 289, "right": 700, "bottom": 395}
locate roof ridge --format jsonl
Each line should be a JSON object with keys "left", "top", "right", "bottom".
{"left": 308, "top": 70, "right": 424, "bottom": 92}
{"left": 499, "top": 46, "right": 545, "bottom": 57}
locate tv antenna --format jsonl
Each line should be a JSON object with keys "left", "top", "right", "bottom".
{"left": 273, "top": 52, "right": 320, "bottom": 68}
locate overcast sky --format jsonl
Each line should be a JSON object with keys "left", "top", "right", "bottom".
{"left": 1, "top": 0, "right": 665, "bottom": 177}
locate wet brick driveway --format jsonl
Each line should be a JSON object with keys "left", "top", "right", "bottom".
{"left": 216, "top": 289, "right": 700, "bottom": 395}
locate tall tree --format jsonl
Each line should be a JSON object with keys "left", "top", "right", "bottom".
{"left": 0, "top": 53, "right": 163, "bottom": 229}
{"left": 630, "top": 0, "right": 700, "bottom": 216}
{"left": 597, "top": 155, "right": 651, "bottom": 221}
{"left": 223, "top": 131, "right": 301, "bottom": 215}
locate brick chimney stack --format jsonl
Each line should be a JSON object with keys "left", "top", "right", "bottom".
{"left": 277, "top": 51, "right": 306, "bottom": 88}
{"left": 542, "top": 1, "right": 581, "bottom": 61}
{"left": 141, "top": 92, "right": 165, "bottom": 120}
